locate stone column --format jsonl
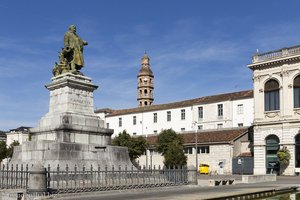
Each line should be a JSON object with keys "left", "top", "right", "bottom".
{"left": 27, "top": 163, "right": 48, "bottom": 195}
{"left": 187, "top": 165, "right": 198, "bottom": 185}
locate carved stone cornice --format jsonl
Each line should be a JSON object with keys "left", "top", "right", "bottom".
{"left": 294, "top": 109, "right": 300, "bottom": 115}
{"left": 248, "top": 54, "right": 300, "bottom": 71}
{"left": 265, "top": 111, "right": 279, "bottom": 118}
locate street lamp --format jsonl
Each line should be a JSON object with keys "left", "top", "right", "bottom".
{"left": 193, "top": 121, "right": 198, "bottom": 171}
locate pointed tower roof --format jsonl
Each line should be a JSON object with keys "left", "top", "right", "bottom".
{"left": 138, "top": 53, "right": 153, "bottom": 76}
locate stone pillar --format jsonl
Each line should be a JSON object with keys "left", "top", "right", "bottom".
{"left": 187, "top": 165, "right": 198, "bottom": 185}
{"left": 27, "top": 163, "right": 48, "bottom": 195}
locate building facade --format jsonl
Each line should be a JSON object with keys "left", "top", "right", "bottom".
{"left": 96, "top": 90, "right": 254, "bottom": 137}
{"left": 96, "top": 90, "right": 254, "bottom": 174}
{"left": 137, "top": 127, "right": 252, "bottom": 174}
{"left": 248, "top": 45, "right": 300, "bottom": 175}
{"left": 6, "top": 126, "right": 30, "bottom": 146}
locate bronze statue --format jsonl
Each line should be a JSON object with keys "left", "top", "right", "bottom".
{"left": 53, "top": 25, "right": 88, "bottom": 76}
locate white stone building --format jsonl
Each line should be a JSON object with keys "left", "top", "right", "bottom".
{"left": 96, "top": 90, "right": 254, "bottom": 138}
{"left": 138, "top": 127, "right": 252, "bottom": 174}
{"left": 248, "top": 45, "right": 300, "bottom": 175}
{"left": 95, "top": 54, "right": 255, "bottom": 173}
{"left": 6, "top": 126, "right": 30, "bottom": 146}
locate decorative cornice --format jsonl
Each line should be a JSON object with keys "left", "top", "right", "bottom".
{"left": 248, "top": 54, "right": 300, "bottom": 71}
{"left": 265, "top": 111, "right": 280, "bottom": 119}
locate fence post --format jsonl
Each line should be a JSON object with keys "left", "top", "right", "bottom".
{"left": 27, "top": 163, "right": 48, "bottom": 195}
{"left": 187, "top": 165, "right": 197, "bottom": 185}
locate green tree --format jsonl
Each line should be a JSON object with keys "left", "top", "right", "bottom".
{"left": 7, "top": 140, "right": 20, "bottom": 158}
{"left": 0, "top": 141, "right": 7, "bottom": 163}
{"left": 277, "top": 146, "right": 291, "bottom": 174}
{"left": 156, "top": 129, "right": 187, "bottom": 167}
{"left": 164, "top": 140, "right": 187, "bottom": 167}
{"left": 112, "top": 130, "right": 148, "bottom": 161}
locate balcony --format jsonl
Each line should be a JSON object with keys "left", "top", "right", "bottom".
{"left": 252, "top": 45, "right": 300, "bottom": 63}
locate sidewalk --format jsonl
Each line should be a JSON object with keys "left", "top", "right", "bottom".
{"left": 52, "top": 175, "right": 300, "bottom": 200}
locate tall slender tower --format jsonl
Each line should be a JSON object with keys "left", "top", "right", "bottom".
{"left": 137, "top": 53, "right": 154, "bottom": 107}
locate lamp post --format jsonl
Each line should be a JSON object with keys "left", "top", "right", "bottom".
{"left": 193, "top": 122, "right": 198, "bottom": 171}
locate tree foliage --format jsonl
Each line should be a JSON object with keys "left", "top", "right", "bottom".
{"left": 156, "top": 129, "right": 184, "bottom": 155}
{"left": 7, "top": 140, "right": 20, "bottom": 158}
{"left": 156, "top": 129, "right": 187, "bottom": 167}
{"left": 0, "top": 141, "right": 7, "bottom": 163}
{"left": 112, "top": 130, "right": 148, "bottom": 161}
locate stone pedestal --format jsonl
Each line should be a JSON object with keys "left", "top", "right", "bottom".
{"left": 10, "top": 73, "right": 133, "bottom": 169}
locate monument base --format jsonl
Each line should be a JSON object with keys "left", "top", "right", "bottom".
{"left": 10, "top": 73, "right": 134, "bottom": 170}
{"left": 10, "top": 140, "right": 133, "bottom": 169}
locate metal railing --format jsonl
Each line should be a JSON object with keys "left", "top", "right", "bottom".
{"left": 0, "top": 164, "right": 188, "bottom": 194}
{"left": 0, "top": 164, "right": 29, "bottom": 189}
{"left": 47, "top": 164, "right": 188, "bottom": 194}
{"left": 252, "top": 45, "right": 300, "bottom": 63}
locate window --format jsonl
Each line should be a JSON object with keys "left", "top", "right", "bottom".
{"left": 106, "top": 123, "right": 109, "bottom": 129}
{"left": 197, "top": 146, "right": 209, "bottom": 154}
{"left": 133, "top": 116, "right": 136, "bottom": 125}
{"left": 198, "top": 107, "right": 203, "bottom": 119}
{"left": 217, "top": 123, "right": 223, "bottom": 129}
{"left": 181, "top": 109, "right": 185, "bottom": 120}
{"left": 181, "top": 128, "right": 185, "bottom": 132}
{"left": 294, "top": 76, "right": 300, "bottom": 108}
{"left": 153, "top": 113, "right": 157, "bottom": 123}
{"left": 184, "top": 147, "right": 193, "bottom": 154}
{"left": 237, "top": 104, "right": 243, "bottom": 114}
{"left": 153, "top": 130, "right": 157, "bottom": 134}
{"left": 264, "top": 79, "right": 280, "bottom": 111}
{"left": 118, "top": 117, "right": 122, "bottom": 127}
{"left": 198, "top": 125, "right": 203, "bottom": 130}
{"left": 238, "top": 123, "right": 243, "bottom": 127}
{"left": 217, "top": 104, "right": 223, "bottom": 118}
{"left": 149, "top": 149, "right": 160, "bottom": 155}
{"left": 167, "top": 111, "right": 171, "bottom": 122}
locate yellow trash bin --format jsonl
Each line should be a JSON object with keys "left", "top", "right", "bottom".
{"left": 199, "top": 164, "right": 209, "bottom": 174}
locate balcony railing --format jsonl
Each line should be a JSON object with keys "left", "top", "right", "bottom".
{"left": 252, "top": 45, "right": 300, "bottom": 63}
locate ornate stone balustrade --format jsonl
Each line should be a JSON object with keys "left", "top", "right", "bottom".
{"left": 252, "top": 45, "right": 300, "bottom": 63}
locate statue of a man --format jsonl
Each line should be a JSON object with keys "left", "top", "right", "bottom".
{"left": 64, "top": 25, "right": 88, "bottom": 71}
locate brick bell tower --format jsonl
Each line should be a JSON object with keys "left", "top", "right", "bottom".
{"left": 137, "top": 53, "right": 154, "bottom": 107}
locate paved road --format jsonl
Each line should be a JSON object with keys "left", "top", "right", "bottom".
{"left": 52, "top": 176, "right": 300, "bottom": 200}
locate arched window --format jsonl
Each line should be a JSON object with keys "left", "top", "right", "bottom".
{"left": 266, "top": 135, "right": 280, "bottom": 174}
{"left": 264, "top": 79, "right": 280, "bottom": 111}
{"left": 295, "top": 134, "right": 300, "bottom": 168}
{"left": 294, "top": 75, "right": 300, "bottom": 108}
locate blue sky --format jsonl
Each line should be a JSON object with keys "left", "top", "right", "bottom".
{"left": 1, "top": 0, "right": 300, "bottom": 131}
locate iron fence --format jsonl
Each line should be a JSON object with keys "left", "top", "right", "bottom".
{"left": 0, "top": 164, "right": 29, "bottom": 189}
{"left": 47, "top": 165, "right": 188, "bottom": 193}
{"left": 0, "top": 164, "right": 188, "bottom": 194}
